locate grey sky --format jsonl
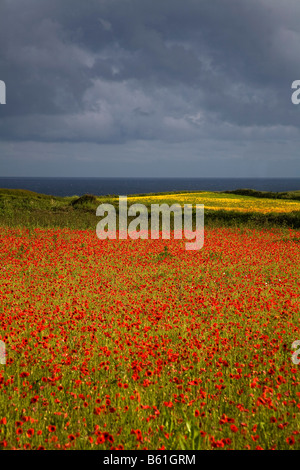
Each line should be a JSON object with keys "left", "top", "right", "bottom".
{"left": 0, "top": 0, "right": 300, "bottom": 177}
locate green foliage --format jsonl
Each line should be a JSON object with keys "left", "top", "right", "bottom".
{"left": 1, "top": 188, "right": 300, "bottom": 229}
{"left": 224, "top": 188, "right": 300, "bottom": 201}
{"left": 71, "top": 194, "right": 98, "bottom": 207}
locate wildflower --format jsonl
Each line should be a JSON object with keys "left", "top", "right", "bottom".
{"left": 26, "top": 428, "right": 34, "bottom": 438}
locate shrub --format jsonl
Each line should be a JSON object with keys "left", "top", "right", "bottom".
{"left": 71, "top": 194, "right": 98, "bottom": 206}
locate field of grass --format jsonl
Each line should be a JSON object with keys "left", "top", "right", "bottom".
{"left": 125, "top": 191, "right": 300, "bottom": 214}
{"left": 0, "top": 188, "right": 300, "bottom": 450}
{"left": 1, "top": 188, "right": 300, "bottom": 229}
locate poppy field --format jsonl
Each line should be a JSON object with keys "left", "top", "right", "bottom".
{"left": 0, "top": 224, "right": 300, "bottom": 450}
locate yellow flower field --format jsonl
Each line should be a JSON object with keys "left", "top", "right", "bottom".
{"left": 113, "top": 192, "right": 300, "bottom": 215}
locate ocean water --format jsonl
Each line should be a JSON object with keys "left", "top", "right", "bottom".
{"left": 0, "top": 177, "right": 300, "bottom": 197}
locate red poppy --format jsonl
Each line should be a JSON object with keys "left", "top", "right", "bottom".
{"left": 96, "top": 435, "right": 105, "bottom": 445}
{"left": 286, "top": 436, "right": 295, "bottom": 445}
{"left": 26, "top": 428, "right": 34, "bottom": 438}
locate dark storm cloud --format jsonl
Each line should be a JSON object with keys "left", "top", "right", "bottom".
{"left": 0, "top": 0, "right": 299, "bottom": 148}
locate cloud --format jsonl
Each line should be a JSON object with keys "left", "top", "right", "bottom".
{"left": 0, "top": 0, "right": 300, "bottom": 176}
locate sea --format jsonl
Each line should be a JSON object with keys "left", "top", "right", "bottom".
{"left": 0, "top": 177, "right": 300, "bottom": 197}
